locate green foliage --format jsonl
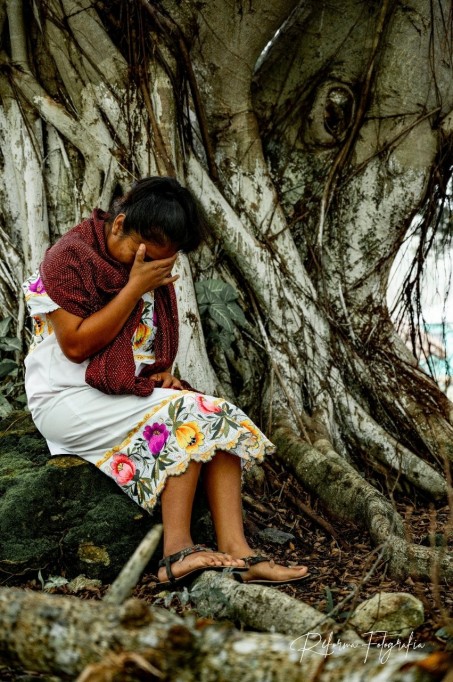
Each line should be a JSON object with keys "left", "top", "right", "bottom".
{"left": 0, "top": 315, "right": 26, "bottom": 417}
{"left": 195, "top": 279, "right": 247, "bottom": 351}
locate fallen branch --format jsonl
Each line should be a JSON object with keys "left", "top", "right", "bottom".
{"left": 189, "top": 571, "right": 361, "bottom": 641}
{"left": 0, "top": 586, "right": 442, "bottom": 681}
{"left": 243, "top": 492, "right": 271, "bottom": 516}
{"left": 287, "top": 487, "right": 338, "bottom": 541}
{"left": 264, "top": 461, "right": 339, "bottom": 540}
{"left": 103, "top": 523, "right": 163, "bottom": 606}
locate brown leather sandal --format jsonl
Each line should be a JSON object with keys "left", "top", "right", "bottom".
{"left": 233, "top": 553, "right": 312, "bottom": 585}
{"left": 158, "top": 544, "right": 246, "bottom": 587}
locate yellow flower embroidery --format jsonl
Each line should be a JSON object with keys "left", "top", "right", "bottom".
{"left": 199, "top": 450, "right": 214, "bottom": 462}
{"left": 175, "top": 421, "right": 205, "bottom": 453}
{"left": 33, "top": 315, "right": 45, "bottom": 337}
{"left": 172, "top": 460, "right": 189, "bottom": 474}
{"left": 240, "top": 420, "right": 260, "bottom": 438}
{"left": 133, "top": 322, "right": 151, "bottom": 350}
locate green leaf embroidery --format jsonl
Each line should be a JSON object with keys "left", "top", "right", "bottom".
{"left": 174, "top": 397, "right": 184, "bottom": 420}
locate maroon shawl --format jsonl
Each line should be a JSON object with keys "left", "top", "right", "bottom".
{"left": 40, "top": 209, "right": 184, "bottom": 397}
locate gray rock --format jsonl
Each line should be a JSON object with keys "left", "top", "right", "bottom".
{"left": 0, "top": 411, "right": 155, "bottom": 582}
{"left": 257, "top": 528, "right": 295, "bottom": 545}
{"left": 67, "top": 574, "right": 103, "bottom": 593}
{"left": 349, "top": 592, "right": 424, "bottom": 637}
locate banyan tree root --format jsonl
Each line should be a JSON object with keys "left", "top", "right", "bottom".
{"left": 189, "top": 571, "right": 362, "bottom": 642}
{"left": 336, "top": 393, "right": 447, "bottom": 499}
{"left": 0, "top": 586, "right": 445, "bottom": 682}
{"left": 272, "top": 421, "right": 453, "bottom": 582}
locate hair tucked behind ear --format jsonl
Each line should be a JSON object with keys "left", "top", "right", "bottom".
{"left": 108, "top": 176, "right": 206, "bottom": 252}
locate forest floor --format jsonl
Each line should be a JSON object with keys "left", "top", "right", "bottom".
{"left": 2, "top": 458, "right": 452, "bottom": 681}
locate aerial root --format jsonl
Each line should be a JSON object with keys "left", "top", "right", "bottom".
{"left": 336, "top": 393, "right": 447, "bottom": 499}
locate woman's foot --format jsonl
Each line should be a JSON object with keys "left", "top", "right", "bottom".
{"left": 219, "top": 544, "right": 310, "bottom": 584}
{"left": 158, "top": 544, "right": 246, "bottom": 584}
{"left": 237, "top": 555, "right": 309, "bottom": 584}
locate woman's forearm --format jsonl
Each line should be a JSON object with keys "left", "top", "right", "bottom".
{"left": 48, "top": 247, "right": 179, "bottom": 363}
{"left": 49, "top": 282, "right": 143, "bottom": 363}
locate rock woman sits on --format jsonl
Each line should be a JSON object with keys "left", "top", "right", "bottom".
{"left": 23, "top": 176, "right": 310, "bottom": 586}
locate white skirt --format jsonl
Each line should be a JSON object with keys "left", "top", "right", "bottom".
{"left": 28, "top": 346, "right": 274, "bottom": 511}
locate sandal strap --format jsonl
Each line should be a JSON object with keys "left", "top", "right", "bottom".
{"left": 241, "top": 554, "right": 271, "bottom": 567}
{"left": 158, "top": 544, "right": 212, "bottom": 584}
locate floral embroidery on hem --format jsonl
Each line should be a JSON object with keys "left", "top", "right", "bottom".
{"left": 95, "top": 391, "right": 189, "bottom": 467}
{"left": 97, "top": 391, "right": 274, "bottom": 511}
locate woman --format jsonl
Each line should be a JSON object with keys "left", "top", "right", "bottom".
{"left": 23, "top": 176, "right": 309, "bottom": 586}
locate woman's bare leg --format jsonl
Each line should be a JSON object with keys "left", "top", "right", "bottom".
{"left": 157, "top": 460, "right": 242, "bottom": 582}
{"left": 203, "top": 451, "right": 309, "bottom": 582}
{"left": 202, "top": 451, "right": 249, "bottom": 553}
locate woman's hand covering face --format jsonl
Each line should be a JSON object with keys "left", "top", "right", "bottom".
{"left": 128, "top": 244, "right": 179, "bottom": 299}
{"left": 48, "top": 244, "right": 179, "bottom": 364}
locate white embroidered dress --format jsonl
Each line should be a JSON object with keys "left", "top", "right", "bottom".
{"left": 23, "top": 271, "right": 274, "bottom": 511}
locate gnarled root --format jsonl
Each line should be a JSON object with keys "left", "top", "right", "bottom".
{"left": 272, "top": 421, "right": 453, "bottom": 581}
{"left": 336, "top": 393, "right": 447, "bottom": 499}
{"left": 190, "top": 571, "right": 361, "bottom": 642}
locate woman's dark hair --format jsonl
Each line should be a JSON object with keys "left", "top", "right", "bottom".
{"left": 109, "top": 176, "right": 205, "bottom": 252}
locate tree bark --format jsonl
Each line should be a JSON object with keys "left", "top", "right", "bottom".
{"left": 189, "top": 571, "right": 360, "bottom": 641}
{"left": 0, "top": 586, "right": 443, "bottom": 681}
{"left": 272, "top": 421, "right": 453, "bottom": 581}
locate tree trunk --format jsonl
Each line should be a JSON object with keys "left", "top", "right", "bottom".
{"left": 0, "top": 0, "right": 452, "bottom": 585}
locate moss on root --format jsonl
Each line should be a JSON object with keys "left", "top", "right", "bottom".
{"left": 0, "top": 412, "right": 155, "bottom": 582}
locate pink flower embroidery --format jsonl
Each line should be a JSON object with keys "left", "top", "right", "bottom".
{"left": 29, "top": 276, "right": 45, "bottom": 294}
{"left": 196, "top": 395, "right": 222, "bottom": 414}
{"left": 143, "top": 422, "right": 170, "bottom": 455}
{"left": 111, "top": 454, "right": 136, "bottom": 485}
